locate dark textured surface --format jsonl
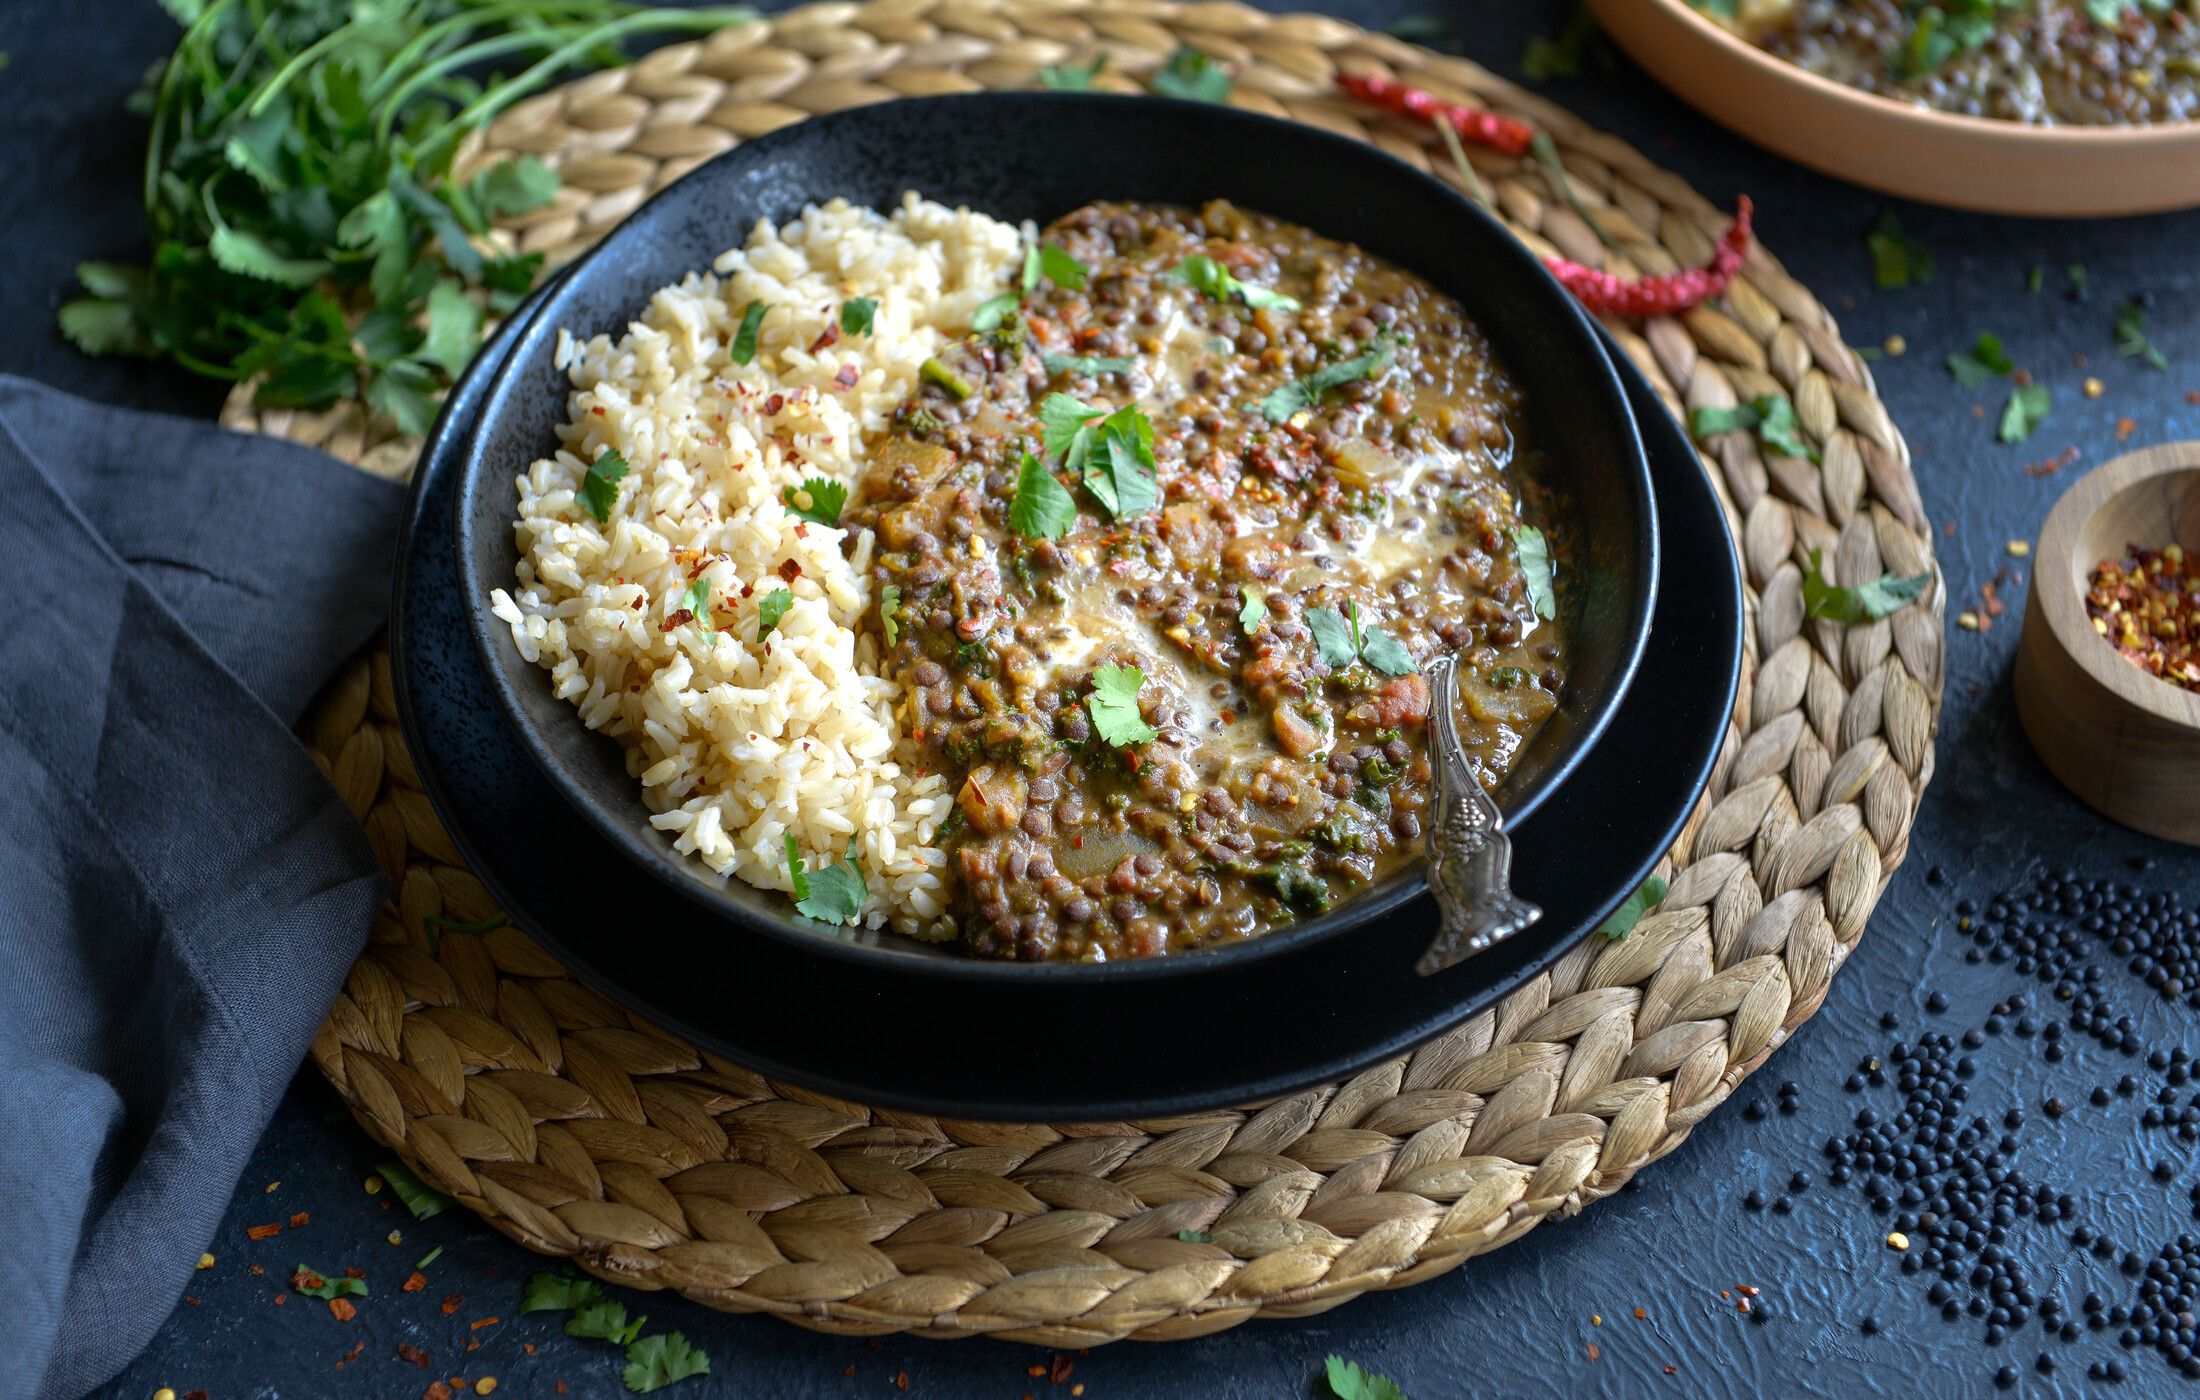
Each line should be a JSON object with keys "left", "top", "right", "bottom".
{"left": 4, "top": 0, "right": 2200, "bottom": 1396}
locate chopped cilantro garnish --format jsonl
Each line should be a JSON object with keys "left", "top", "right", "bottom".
{"left": 1153, "top": 46, "right": 1233, "bottom": 103}
{"left": 788, "top": 839, "right": 868, "bottom": 924}
{"left": 1803, "top": 548, "right": 1931, "bottom": 623}
{"left": 2115, "top": 298, "right": 2170, "bottom": 371}
{"left": 290, "top": 1265, "right": 368, "bottom": 1300}
{"left": 1325, "top": 1355, "right": 1407, "bottom": 1400}
{"left": 623, "top": 1332, "right": 711, "bottom": 1393}
{"left": 1041, "top": 350, "right": 1135, "bottom": 376}
{"left": 2027, "top": 265, "right": 2045, "bottom": 295}
{"left": 839, "top": 297, "right": 876, "bottom": 336}
{"left": 1306, "top": 601, "right": 1417, "bottom": 675}
{"left": 1512, "top": 525, "right": 1559, "bottom": 622}
{"left": 578, "top": 448, "right": 629, "bottom": 523}
{"left": 2068, "top": 262, "right": 2091, "bottom": 292}
{"left": 755, "top": 586, "right": 792, "bottom": 639}
{"left": 1087, "top": 663, "right": 1157, "bottom": 746}
{"left": 971, "top": 291, "right": 1020, "bottom": 334}
{"left": 1260, "top": 340, "right": 1395, "bottom": 421}
{"left": 1023, "top": 241, "right": 1088, "bottom": 293}
{"left": 1997, "top": 382, "right": 2052, "bottom": 444}
{"left": 879, "top": 584, "right": 901, "bottom": 646}
{"left": 1039, "top": 53, "right": 1107, "bottom": 90}
{"left": 781, "top": 475, "right": 848, "bottom": 525}
{"left": 1596, "top": 874, "right": 1668, "bottom": 941}
{"left": 1239, "top": 587, "right": 1266, "bottom": 634}
{"left": 1687, "top": 393, "right": 1820, "bottom": 462}
{"left": 678, "top": 578, "right": 714, "bottom": 636}
{"left": 1867, "top": 211, "right": 1933, "bottom": 291}
{"left": 1168, "top": 254, "right": 1301, "bottom": 313}
{"left": 376, "top": 1162, "right": 451, "bottom": 1220}
{"left": 1010, "top": 451, "right": 1078, "bottom": 540}
{"left": 568, "top": 1299, "right": 646, "bottom": 1345}
{"left": 1040, "top": 392, "right": 1106, "bottom": 465}
{"left": 1947, "top": 332, "right": 2015, "bottom": 389}
{"left": 1087, "top": 405, "right": 1159, "bottom": 519}
{"left": 521, "top": 1271, "right": 604, "bottom": 1315}
{"left": 731, "top": 301, "right": 768, "bottom": 366}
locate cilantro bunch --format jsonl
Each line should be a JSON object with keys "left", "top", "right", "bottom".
{"left": 60, "top": 0, "right": 751, "bottom": 434}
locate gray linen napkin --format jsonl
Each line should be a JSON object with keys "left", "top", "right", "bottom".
{"left": 0, "top": 376, "right": 404, "bottom": 1399}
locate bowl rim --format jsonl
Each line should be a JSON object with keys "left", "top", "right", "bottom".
{"left": 453, "top": 89, "right": 1659, "bottom": 984}
{"left": 1637, "top": 0, "right": 2200, "bottom": 150}
{"left": 2034, "top": 442, "right": 2200, "bottom": 729}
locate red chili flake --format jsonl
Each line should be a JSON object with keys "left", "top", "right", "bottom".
{"left": 555, "top": 1384, "right": 567, "bottom": 1395}
{"left": 466, "top": 1340, "right": 481, "bottom": 1354}
{"left": 249, "top": 1264, "right": 265, "bottom": 1276}
{"left": 523, "top": 1344, "right": 537, "bottom": 1357}
{"left": 337, "top": 1340, "right": 366, "bottom": 1368}
{"left": 1028, "top": 1366, "right": 1047, "bottom": 1379}
{"left": 1335, "top": 70, "right": 1534, "bottom": 155}
{"left": 2185, "top": 389, "right": 2200, "bottom": 405}
{"left": 470, "top": 1317, "right": 501, "bottom": 1330}
{"left": 424, "top": 1385, "right": 454, "bottom": 1400}
{"left": 2116, "top": 416, "right": 2137, "bottom": 443}
{"left": 764, "top": 393, "right": 786, "bottom": 416}
{"left": 895, "top": 1373, "right": 911, "bottom": 1392}
{"left": 844, "top": 1365, "right": 857, "bottom": 1378}
{"left": 1737, "top": 1284, "right": 1760, "bottom": 1297}
{"left": 2025, "top": 445, "right": 2083, "bottom": 478}
{"left": 184, "top": 1295, "right": 201, "bottom": 1307}
{"left": 293, "top": 1268, "right": 328, "bottom": 1292}
{"left": 833, "top": 364, "right": 860, "bottom": 391}
{"left": 591, "top": 406, "right": 606, "bottom": 416}
{"left": 1665, "top": 1365, "right": 1679, "bottom": 1375}
{"left": 274, "top": 1294, "right": 289, "bottom": 1306}
{"left": 399, "top": 1343, "right": 432, "bottom": 1369}
{"left": 329, "top": 1297, "right": 358, "bottom": 1322}
{"left": 1634, "top": 1307, "right": 1649, "bottom": 1319}
{"left": 246, "top": 1223, "right": 282, "bottom": 1240}
{"left": 344, "top": 1267, "right": 365, "bottom": 1279}
{"left": 290, "top": 1212, "right": 311, "bottom": 1228}
{"left": 442, "top": 1293, "right": 464, "bottom": 1315}
{"left": 809, "top": 324, "right": 841, "bottom": 354}
{"left": 403, "top": 1271, "right": 427, "bottom": 1293}
{"left": 777, "top": 558, "right": 803, "bottom": 583}
{"left": 660, "top": 609, "right": 695, "bottom": 632}
{"left": 1587, "top": 1343, "right": 1601, "bottom": 1362}
{"left": 1051, "top": 1356, "right": 1076, "bottom": 1383}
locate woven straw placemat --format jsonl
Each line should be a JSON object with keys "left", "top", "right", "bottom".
{"left": 236, "top": 0, "right": 1944, "bottom": 1342}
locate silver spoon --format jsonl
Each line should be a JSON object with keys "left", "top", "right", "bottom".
{"left": 1417, "top": 652, "right": 1542, "bottom": 976}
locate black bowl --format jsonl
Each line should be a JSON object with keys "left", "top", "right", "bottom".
{"left": 455, "top": 92, "right": 1658, "bottom": 981}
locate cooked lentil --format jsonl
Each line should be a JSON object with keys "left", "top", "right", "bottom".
{"left": 853, "top": 199, "right": 1571, "bottom": 961}
{"left": 1705, "top": 0, "right": 2200, "bottom": 126}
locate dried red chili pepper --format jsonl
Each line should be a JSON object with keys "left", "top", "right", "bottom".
{"left": 1336, "top": 71, "right": 1535, "bottom": 156}
{"left": 1542, "top": 196, "right": 1755, "bottom": 318}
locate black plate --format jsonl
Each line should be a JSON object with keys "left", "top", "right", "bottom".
{"left": 450, "top": 92, "right": 1659, "bottom": 979}
{"left": 394, "top": 294, "right": 1738, "bottom": 1121}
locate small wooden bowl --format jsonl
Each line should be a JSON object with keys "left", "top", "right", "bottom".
{"left": 1585, "top": 0, "right": 2200, "bottom": 217}
{"left": 2014, "top": 444, "right": 2200, "bottom": 845}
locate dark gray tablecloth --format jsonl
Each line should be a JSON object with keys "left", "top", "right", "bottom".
{"left": 0, "top": 376, "right": 401, "bottom": 1399}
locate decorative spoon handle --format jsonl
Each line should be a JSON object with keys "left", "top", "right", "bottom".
{"left": 1416, "top": 653, "right": 1543, "bottom": 976}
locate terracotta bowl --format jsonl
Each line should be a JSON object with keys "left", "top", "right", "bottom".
{"left": 1585, "top": 0, "right": 2200, "bottom": 218}
{"left": 2014, "top": 444, "right": 2200, "bottom": 845}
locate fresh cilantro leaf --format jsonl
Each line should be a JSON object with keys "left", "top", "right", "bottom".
{"left": 367, "top": 360, "right": 438, "bottom": 438}
{"left": 839, "top": 297, "right": 877, "bottom": 336}
{"left": 1260, "top": 341, "right": 1395, "bottom": 421}
{"left": 1035, "top": 242, "right": 1088, "bottom": 291}
{"left": 420, "top": 280, "right": 482, "bottom": 378}
{"left": 1239, "top": 587, "right": 1266, "bottom": 634}
{"left": 1802, "top": 548, "right": 1931, "bottom": 623}
{"left": 680, "top": 579, "right": 715, "bottom": 637}
{"left": 755, "top": 586, "right": 792, "bottom": 638}
{"left": 2027, "top": 264, "right": 2045, "bottom": 295}
{"left": 209, "top": 225, "right": 330, "bottom": 287}
{"left": 1082, "top": 405, "right": 1158, "bottom": 519}
{"left": 879, "top": 584, "right": 901, "bottom": 647}
{"left": 375, "top": 1162, "right": 451, "bottom": 1221}
{"left": 1596, "top": 874, "right": 1668, "bottom": 941}
{"left": 1153, "top": 46, "right": 1232, "bottom": 103}
{"left": 1325, "top": 1355, "right": 1408, "bottom": 1400}
{"left": 1039, "top": 392, "right": 1106, "bottom": 464}
{"left": 783, "top": 833, "right": 808, "bottom": 902}
{"left": 1087, "top": 663, "right": 1156, "bottom": 746}
{"left": 1039, "top": 53, "right": 1107, "bottom": 90}
{"left": 782, "top": 476, "right": 848, "bottom": 525}
{"left": 1687, "top": 393, "right": 1819, "bottom": 462}
{"left": 1168, "top": 254, "right": 1300, "bottom": 314}
{"left": 469, "top": 156, "right": 559, "bottom": 221}
{"left": 521, "top": 1272, "right": 604, "bottom": 1315}
{"left": 1866, "top": 210, "right": 1933, "bottom": 291}
{"left": 792, "top": 841, "right": 867, "bottom": 924}
{"left": 1041, "top": 350, "right": 1135, "bottom": 376}
{"left": 2115, "top": 299, "right": 2170, "bottom": 371}
{"left": 58, "top": 296, "right": 155, "bottom": 356}
{"left": 1306, "top": 607, "right": 1360, "bottom": 669}
{"left": 623, "top": 1332, "right": 711, "bottom": 1394}
{"left": 1946, "top": 332, "right": 2014, "bottom": 389}
{"left": 1997, "top": 382, "right": 2052, "bottom": 444}
{"left": 578, "top": 448, "right": 629, "bottom": 523}
{"left": 1011, "top": 451, "right": 1078, "bottom": 540}
{"left": 568, "top": 1299, "right": 646, "bottom": 1345}
{"left": 290, "top": 1266, "right": 368, "bottom": 1300}
{"left": 971, "top": 291, "right": 1020, "bottom": 334}
{"left": 2067, "top": 262, "right": 2090, "bottom": 292}
{"left": 1512, "top": 525, "right": 1558, "bottom": 621}
{"left": 1360, "top": 627, "right": 1417, "bottom": 677}
{"left": 731, "top": 301, "right": 768, "bottom": 366}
